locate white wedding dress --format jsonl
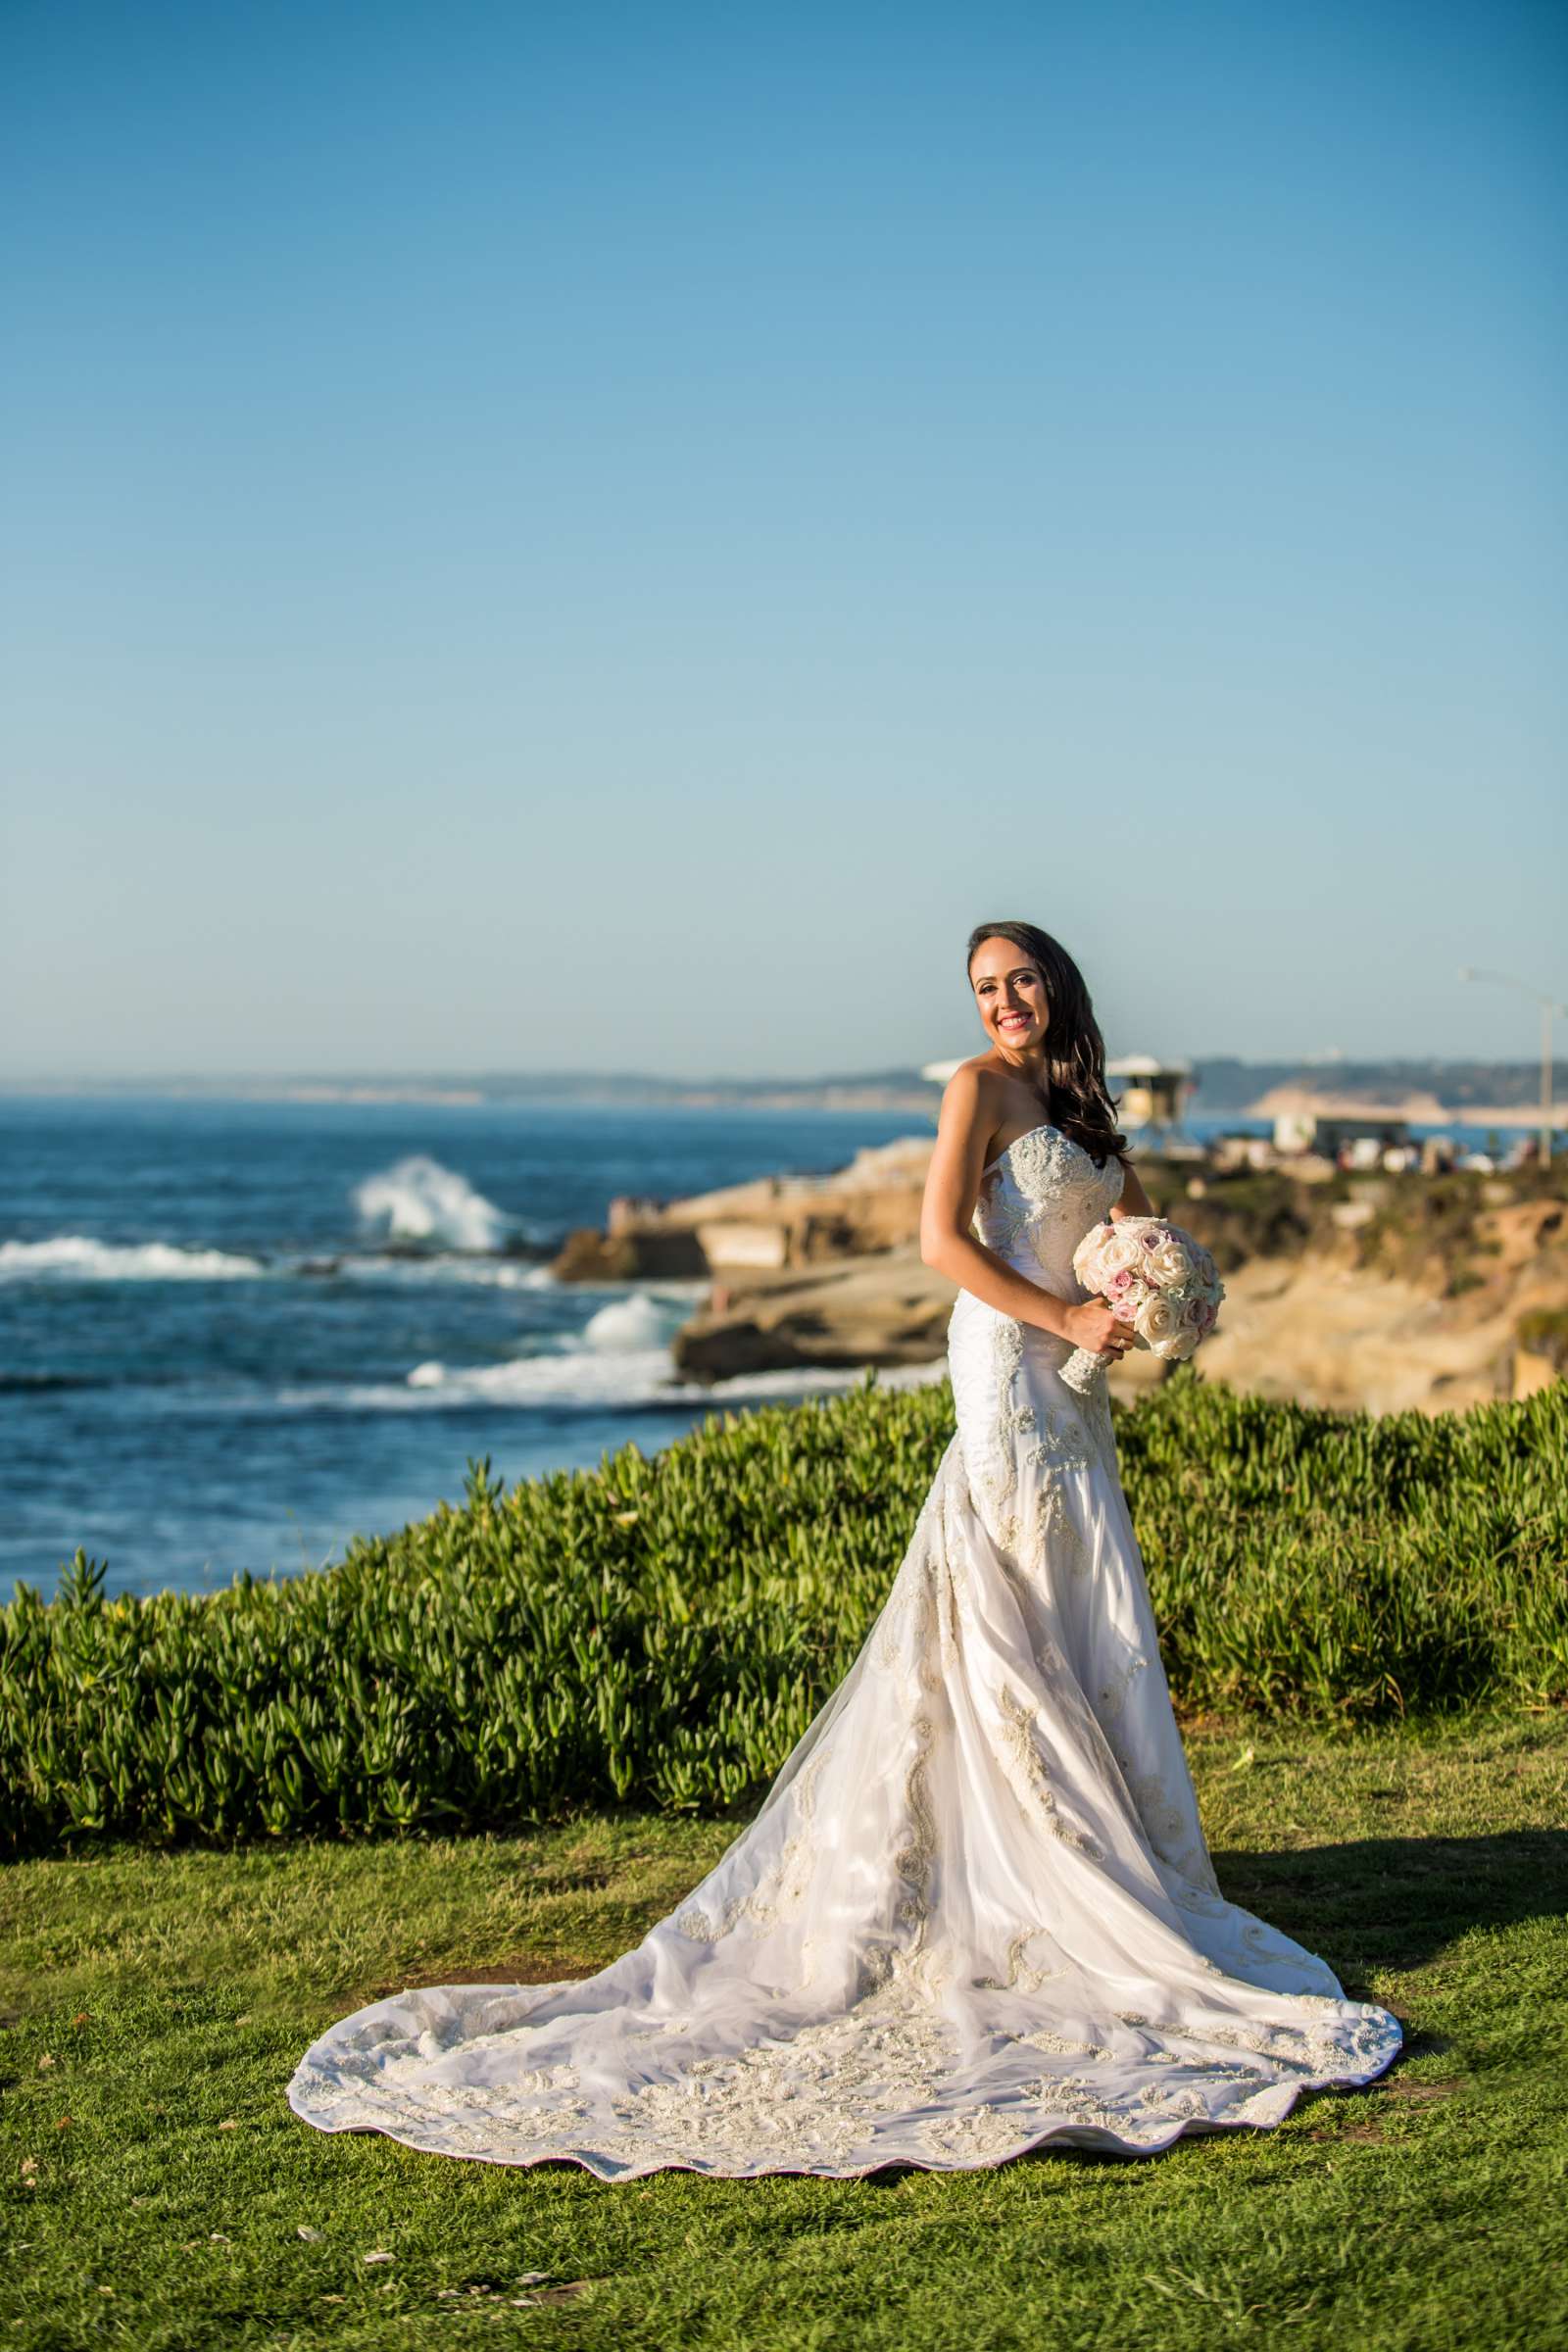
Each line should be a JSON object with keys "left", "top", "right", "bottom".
{"left": 288, "top": 1123, "right": 1402, "bottom": 2177}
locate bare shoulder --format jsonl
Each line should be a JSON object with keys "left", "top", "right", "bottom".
{"left": 936, "top": 1059, "right": 1004, "bottom": 1152}
{"left": 940, "top": 1056, "right": 1000, "bottom": 1112}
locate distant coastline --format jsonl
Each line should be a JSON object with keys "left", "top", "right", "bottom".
{"left": 1, "top": 1055, "right": 1563, "bottom": 1125}
{"left": 1250, "top": 1084, "right": 1568, "bottom": 1132}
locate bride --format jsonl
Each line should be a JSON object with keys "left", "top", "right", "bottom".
{"left": 288, "top": 920, "right": 1402, "bottom": 2178}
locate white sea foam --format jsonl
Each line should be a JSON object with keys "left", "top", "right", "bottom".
{"left": 581, "top": 1294, "right": 686, "bottom": 1351}
{"left": 351, "top": 1155, "right": 510, "bottom": 1251}
{"left": 278, "top": 1347, "right": 949, "bottom": 1415}
{"left": 333, "top": 1251, "right": 559, "bottom": 1290}
{"left": 0, "top": 1236, "right": 267, "bottom": 1282}
{"left": 0, "top": 1232, "right": 564, "bottom": 1289}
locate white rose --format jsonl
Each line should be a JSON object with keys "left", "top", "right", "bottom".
{"left": 1135, "top": 1293, "right": 1182, "bottom": 1350}
{"left": 1114, "top": 1232, "right": 1165, "bottom": 1270}
{"left": 1072, "top": 1225, "right": 1102, "bottom": 1264}
{"left": 1072, "top": 1225, "right": 1117, "bottom": 1286}
{"left": 1146, "top": 1237, "right": 1191, "bottom": 1288}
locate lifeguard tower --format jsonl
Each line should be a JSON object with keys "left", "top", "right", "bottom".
{"left": 1105, "top": 1054, "right": 1196, "bottom": 1151}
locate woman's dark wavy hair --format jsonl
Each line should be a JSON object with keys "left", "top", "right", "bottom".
{"left": 964, "top": 920, "right": 1127, "bottom": 1167}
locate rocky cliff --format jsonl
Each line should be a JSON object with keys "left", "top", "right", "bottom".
{"left": 552, "top": 1136, "right": 1568, "bottom": 1414}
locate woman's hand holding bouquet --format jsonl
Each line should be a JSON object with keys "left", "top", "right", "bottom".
{"left": 1058, "top": 1217, "right": 1225, "bottom": 1397}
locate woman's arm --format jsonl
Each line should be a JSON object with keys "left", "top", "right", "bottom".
{"left": 1109, "top": 1157, "right": 1155, "bottom": 1219}
{"left": 918, "top": 1067, "right": 1129, "bottom": 1353}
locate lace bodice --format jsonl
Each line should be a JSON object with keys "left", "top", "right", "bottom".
{"left": 970, "top": 1124, "right": 1125, "bottom": 1296}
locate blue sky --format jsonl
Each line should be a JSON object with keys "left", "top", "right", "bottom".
{"left": 3, "top": 0, "right": 1563, "bottom": 1078}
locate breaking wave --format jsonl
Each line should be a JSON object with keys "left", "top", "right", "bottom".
{"left": 0, "top": 1236, "right": 559, "bottom": 1288}
{"left": 580, "top": 1293, "right": 688, "bottom": 1351}
{"left": 283, "top": 1347, "right": 949, "bottom": 1415}
{"left": 351, "top": 1155, "right": 511, "bottom": 1251}
{"left": 0, "top": 1236, "right": 267, "bottom": 1282}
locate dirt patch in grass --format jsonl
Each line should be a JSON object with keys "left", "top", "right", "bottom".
{"left": 356, "top": 1953, "right": 599, "bottom": 2003}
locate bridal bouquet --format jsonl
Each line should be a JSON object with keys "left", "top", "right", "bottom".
{"left": 1059, "top": 1217, "right": 1225, "bottom": 1396}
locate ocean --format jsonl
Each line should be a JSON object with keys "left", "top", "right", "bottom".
{"left": 1, "top": 1095, "right": 949, "bottom": 1601}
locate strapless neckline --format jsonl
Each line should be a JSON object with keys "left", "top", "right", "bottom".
{"left": 981, "top": 1121, "right": 1078, "bottom": 1179}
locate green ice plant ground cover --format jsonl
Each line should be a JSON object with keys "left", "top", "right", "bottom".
{"left": 4, "top": 1375, "right": 1566, "bottom": 1853}
{"left": 3, "top": 1712, "right": 1567, "bottom": 2352}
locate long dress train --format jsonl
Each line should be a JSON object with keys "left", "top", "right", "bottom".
{"left": 287, "top": 1123, "right": 1402, "bottom": 2177}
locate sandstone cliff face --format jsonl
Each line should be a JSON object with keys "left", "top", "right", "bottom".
{"left": 671, "top": 1250, "right": 956, "bottom": 1381}
{"left": 1187, "top": 1196, "right": 1566, "bottom": 1416}
{"left": 549, "top": 1137, "right": 933, "bottom": 1284}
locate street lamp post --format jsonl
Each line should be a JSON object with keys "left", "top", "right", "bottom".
{"left": 1458, "top": 966, "right": 1568, "bottom": 1166}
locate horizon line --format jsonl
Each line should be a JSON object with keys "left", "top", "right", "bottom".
{"left": 1, "top": 1051, "right": 1562, "bottom": 1094}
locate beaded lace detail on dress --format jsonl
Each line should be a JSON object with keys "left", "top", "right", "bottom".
{"left": 287, "top": 1124, "right": 1401, "bottom": 2179}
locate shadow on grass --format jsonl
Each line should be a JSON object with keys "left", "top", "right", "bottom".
{"left": 1215, "top": 1826, "right": 1568, "bottom": 1981}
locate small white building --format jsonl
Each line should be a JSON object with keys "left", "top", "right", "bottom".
{"left": 1273, "top": 1109, "right": 1410, "bottom": 1166}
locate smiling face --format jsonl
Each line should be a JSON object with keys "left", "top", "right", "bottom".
{"left": 968, "top": 935, "right": 1050, "bottom": 1056}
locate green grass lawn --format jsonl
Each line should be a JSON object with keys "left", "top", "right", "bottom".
{"left": 3, "top": 1712, "right": 1566, "bottom": 2351}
